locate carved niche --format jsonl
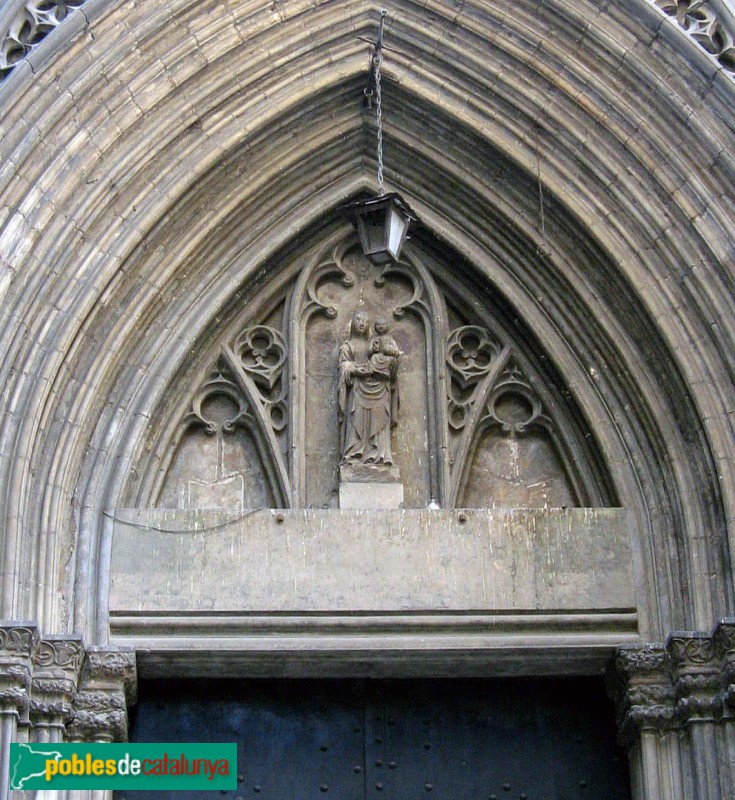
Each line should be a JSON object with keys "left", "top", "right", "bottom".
{"left": 287, "top": 241, "right": 446, "bottom": 508}
{"left": 149, "top": 234, "right": 610, "bottom": 510}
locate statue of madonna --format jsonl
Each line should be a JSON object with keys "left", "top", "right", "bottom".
{"left": 338, "top": 310, "right": 400, "bottom": 465}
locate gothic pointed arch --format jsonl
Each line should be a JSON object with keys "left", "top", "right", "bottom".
{"left": 0, "top": 0, "right": 732, "bottom": 711}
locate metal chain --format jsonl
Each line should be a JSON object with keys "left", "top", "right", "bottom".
{"left": 375, "top": 49, "right": 384, "bottom": 194}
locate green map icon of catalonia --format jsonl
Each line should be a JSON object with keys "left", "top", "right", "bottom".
{"left": 10, "top": 743, "right": 63, "bottom": 789}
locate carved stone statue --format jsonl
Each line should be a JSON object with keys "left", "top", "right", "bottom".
{"left": 338, "top": 311, "right": 400, "bottom": 465}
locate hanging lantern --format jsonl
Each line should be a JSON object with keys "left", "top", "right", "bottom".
{"left": 343, "top": 192, "right": 416, "bottom": 265}
{"left": 344, "top": 10, "right": 417, "bottom": 265}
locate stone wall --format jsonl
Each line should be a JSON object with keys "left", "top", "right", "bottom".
{"left": 2, "top": 1, "right": 735, "bottom": 798}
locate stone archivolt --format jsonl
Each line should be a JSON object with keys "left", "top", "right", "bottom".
{"left": 2, "top": 1, "right": 735, "bottom": 83}
{"left": 0, "top": 0, "right": 731, "bottom": 672}
{"left": 0, "top": 0, "right": 734, "bottom": 795}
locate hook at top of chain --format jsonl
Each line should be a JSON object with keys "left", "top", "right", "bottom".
{"left": 363, "top": 9, "right": 387, "bottom": 107}
{"left": 363, "top": 10, "right": 389, "bottom": 195}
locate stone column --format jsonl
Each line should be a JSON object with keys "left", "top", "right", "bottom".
{"left": 610, "top": 619, "right": 735, "bottom": 800}
{"left": 65, "top": 647, "right": 137, "bottom": 800}
{"left": 29, "top": 636, "right": 84, "bottom": 743}
{"left": 608, "top": 643, "right": 681, "bottom": 799}
{"left": 0, "top": 624, "right": 39, "bottom": 800}
{"left": 668, "top": 631, "right": 726, "bottom": 800}
{"left": 716, "top": 621, "right": 735, "bottom": 800}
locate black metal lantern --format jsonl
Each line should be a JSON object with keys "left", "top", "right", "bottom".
{"left": 344, "top": 10, "right": 416, "bottom": 265}
{"left": 344, "top": 192, "right": 416, "bottom": 265}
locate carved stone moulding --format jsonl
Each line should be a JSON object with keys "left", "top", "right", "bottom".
{"left": 609, "top": 618, "right": 735, "bottom": 746}
{"left": 1, "top": 0, "right": 734, "bottom": 86}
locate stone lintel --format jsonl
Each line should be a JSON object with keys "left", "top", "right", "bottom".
{"left": 111, "top": 507, "right": 634, "bottom": 614}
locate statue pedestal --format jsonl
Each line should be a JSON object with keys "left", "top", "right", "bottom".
{"left": 339, "top": 463, "right": 404, "bottom": 509}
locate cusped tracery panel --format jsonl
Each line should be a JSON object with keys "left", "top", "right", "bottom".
{"left": 287, "top": 241, "right": 447, "bottom": 508}
{"left": 142, "top": 228, "right": 611, "bottom": 513}
{"left": 458, "top": 359, "right": 580, "bottom": 509}
{"left": 445, "top": 326, "right": 584, "bottom": 509}
{"left": 155, "top": 323, "right": 291, "bottom": 510}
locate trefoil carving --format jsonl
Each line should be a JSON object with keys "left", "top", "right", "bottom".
{"left": 0, "top": 1, "right": 86, "bottom": 79}
{"left": 654, "top": 0, "right": 735, "bottom": 73}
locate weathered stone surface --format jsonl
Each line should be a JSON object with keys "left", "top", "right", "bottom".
{"left": 110, "top": 507, "right": 634, "bottom": 614}
{"left": 340, "top": 463, "right": 401, "bottom": 483}
{"left": 338, "top": 480, "right": 404, "bottom": 509}
{"left": 3, "top": 0, "right": 735, "bottom": 795}
{"left": 339, "top": 462, "right": 404, "bottom": 508}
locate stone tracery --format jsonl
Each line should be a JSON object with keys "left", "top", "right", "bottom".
{"left": 0, "top": 0, "right": 727, "bottom": 792}
{"left": 150, "top": 235, "right": 603, "bottom": 513}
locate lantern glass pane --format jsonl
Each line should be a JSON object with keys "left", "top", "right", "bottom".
{"left": 387, "top": 206, "right": 406, "bottom": 259}
{"left": 358, "top": 208, "right": 388, "bottom": 255}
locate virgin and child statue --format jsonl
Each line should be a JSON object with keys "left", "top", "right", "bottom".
{"left": 338, "top": 310, "right": 401, "bottom": 465}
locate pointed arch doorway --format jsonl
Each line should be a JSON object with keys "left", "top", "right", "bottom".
{"left": 112, "top": 223, "right": 635, "bottom": 800}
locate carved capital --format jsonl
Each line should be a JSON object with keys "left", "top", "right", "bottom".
{"left": 614, "top": 643, "right": 669, "bottom": 676}
{"left": 0, "top": 623, "right": 40, "bottom": 660}
{"left": 0, "top": 623, "right": 39, "bottom": 716}
{"left": 608, "top": 644, "right": 677, "bottom": 746}
{"left": 613, "top": 622, "right": 735, "bottom": 730}
{"left": 67, "top": 689, "right": 129, "bottom": 743}
{"left": 0, "top": 666, "right": 32, "bottom": 716}
{"left": 714, "top": 618, "right": 735, "bottom": 711}
{"left": 667, "top": 631, "right": 723, "bottom": 721}
{"left": 67, "top": 647, "right": 136, "bottom": 742}
{"left": 30, "top": 637, "right": 84, "bottom": 730}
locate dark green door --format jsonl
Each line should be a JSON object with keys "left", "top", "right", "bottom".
{"left": 121, "top": 678, "right": 630, "bottom": 800}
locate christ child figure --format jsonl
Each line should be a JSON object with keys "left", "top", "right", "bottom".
{"left": 368, "top": 318, "right": 401, "bottom": 429}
